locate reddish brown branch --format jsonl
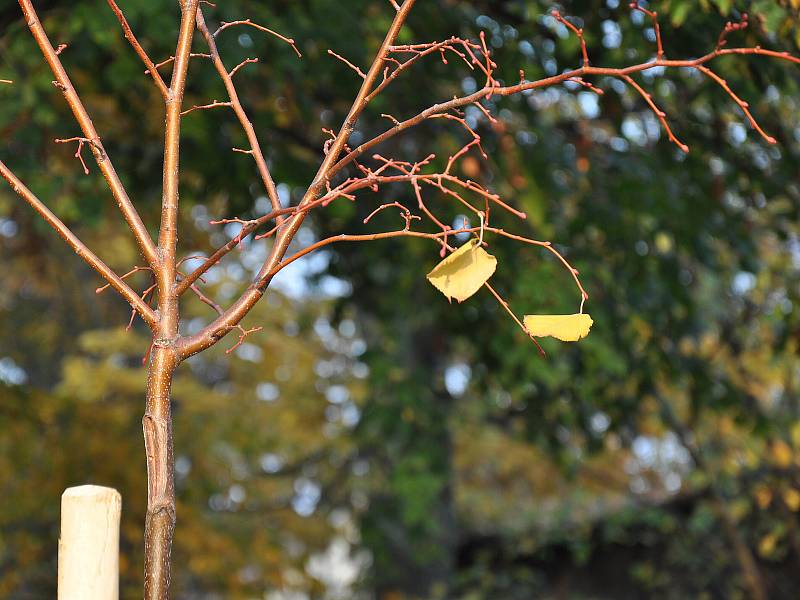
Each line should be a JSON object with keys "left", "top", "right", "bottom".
{"left": 485, "top": 282, "right": 545, "bottom": 355}
{"left": 271, "top": 224, "right": 587, "bottom": 304}
{"left": 621, "top": 75, "right": 688, "bottom": 152}
{"left": 717, "top": 13, "right": 749, "bottom": 51}
{"left": 196, "top": 8, "right": 284, "bottom": 219}
{"left": 96, "top": 265, "right": 151, "bottom": 294}
{"left": 54, "top": 136, "right": 95, "bottom": 174}
{"left": 328, "top": 49, "right": 367, "bottom": 79}
{"left": 228, "top": 57, "right": 258, "bottom": 79}
{"left": 180, "top": 100, "right": 231, "bottom": 115}
{"left": 366, "top": 38, "right": 481, "bottom": 102}
{"left": 330, "top": 46, "right": 800, "bottom": 179}
{"left": 696, "top": 65, "right": 776, "bottom": 144}
{"left": 318, "top": 168, "right": 525, "bottom": 220}
{"left": 226, "top": 326, "right": 263, "bottom": 353}
{"left": 128, "top": 283, "right": 156, "bottom": 330}
{"left": 187, "top": 279, "right": 224, "bottom": 314}
{"left": 0, "top": 159, "right": 157, "bottom": 327}
{"left": 149, "top": 53, "right": 211, "bottom": 73}
{"left": 553, "top": 10, "right": 590, "bottom": 66}
{"left": 568, "top": 77, "right": 604, "bottom": 95}
{"left": 363, "top": 202, "right": 421, "bottom": 229}
{"left": 629, "top": 2, "right": 665, "bottom": 59}
{"left": 214, "top": 19, "right": 302, "bottom": 58}
{"left": 106, "top": 0, "right": 170, "bottom": 99}
{"left": 175, "top": 206, "right": 298, "bottom": 295}
{"left": 178, "top": 0, "right": 419, "bottom": 360}
{"left": 18, "top": 0, "right": 160, "bottom": 268}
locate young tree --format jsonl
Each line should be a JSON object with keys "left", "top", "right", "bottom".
{"left": 2, "top": 1, "right": 798, "bottom": 597}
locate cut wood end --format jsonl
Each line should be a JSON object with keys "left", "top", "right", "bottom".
{"left": 62, "top": 485, "right": 121, "bottom": 500}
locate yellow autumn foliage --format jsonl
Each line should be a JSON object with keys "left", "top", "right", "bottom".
{"left": 426, "top": 238, "right": 497, "bottom": 302}
{"left": 523, "top": 313, "right": 593, "bottom": 342}
{"left": 771, "top": 439, "right": 794, "bottom": 468}
{"left": 783, "top": 488, "right": 800, "bottom": 512}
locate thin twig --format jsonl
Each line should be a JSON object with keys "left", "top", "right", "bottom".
{"left": 484, "top": 282, "right": 545, "bottom": 355}
{"left": 196, "top": 8, "right": 284, "bottom": 219}
{"left": 18, "top": 0, "right": 159, "bottom": 267}
{"left": 178, "top": 0, "right": 419, "bottom": 359}
{"left": 0, "top": 159, "right": 157, "bottom": 327}
{"left": 621, "top": 75, "right": 688, "bottom": 152}
{"left": 214, "top": 19, "right": 302, "bottom": 58}
{"left": 105, "top": 0, "right": 170, "bottom": 99}
{"left": 328, "top": 49, "right": 366, "bottom": 78}
{"left": 330, "top": 47, "right": 800, "bottom": 178}
{"left": 180, "top": 100, "right": 231, "bottom": 115}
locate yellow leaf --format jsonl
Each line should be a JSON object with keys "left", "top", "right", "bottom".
{"left": 758, "top": 532, "right": 778, "bottom": 557}
{"left": 783, "top": 488, "right": 800, "bottom": 512}
{"left": 754, "top": 485, "right": 773, "bottom": 509}
{"left": 426, "top": 238, "right": 497, "bottom": 303}
{"left": 523, "top": 314, "right": 593, "bottom": 342}
{"left": 772, "top": 440, "right": 793, "bottom": 468}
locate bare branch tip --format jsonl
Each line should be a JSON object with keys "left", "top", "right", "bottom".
{"left": 328, "top": 49, "right": 366, "bottom": 78}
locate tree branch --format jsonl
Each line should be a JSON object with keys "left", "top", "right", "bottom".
{"left": 0, "top": 159, "right": 158, "bottom": 327}
{"left": 174, "top": 206, "right": 297, "bottom": 295}
{"left": 177, "top": 5, "right": 800, "bottom": 360}
{"left": 155, "top": 0, "right": 200, "bottom": 333}
{"left": 177, "top": 0, "right": 418, "bottom": 360}
{"left": 330, "top": 47, "right": 798, "bottom": 178}
{"left": 105, "top": 0, "right": 170, "bottom": 100}
{"left": 18, "top": 0, "right": 160, "bottom": 268}
{"left": 270, "top": 224, "right": 586, "bottom": 301}
{"left": 195, "top": 7, "right": 284, "bottom": 218}
{"left": 213, "top": 19, "right": 301, "bottom": 58}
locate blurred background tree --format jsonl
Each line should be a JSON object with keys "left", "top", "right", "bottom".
{"left": 2, "top": 0, "right": 800, "bottom": 598}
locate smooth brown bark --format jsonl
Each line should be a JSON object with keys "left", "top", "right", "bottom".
{"left": 143, "top": 345, "right": 178, "bottom": 600}
{"left": 143, "top": 0, "right": 200, "bottom": 596}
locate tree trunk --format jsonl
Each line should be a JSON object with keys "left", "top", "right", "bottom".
{"left": 142, "top": 342, "right": 178, "bottom": 599}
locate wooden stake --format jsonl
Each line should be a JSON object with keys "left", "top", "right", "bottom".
{"left": 58, "top": 485, "right": 121, "bottom": 600}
